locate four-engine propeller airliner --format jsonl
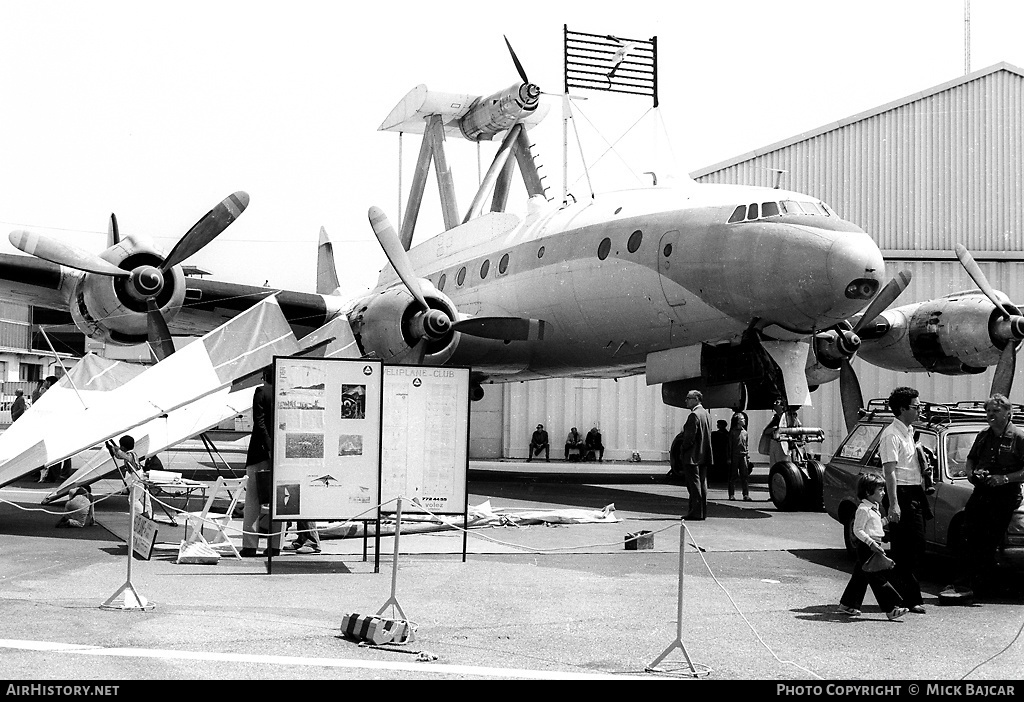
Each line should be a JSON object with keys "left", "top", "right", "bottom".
{"left": 1, "top": 36, "right": 1022, "bottom": 444}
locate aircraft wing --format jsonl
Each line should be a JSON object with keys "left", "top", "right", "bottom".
{"left": 43, "top": 384, "right": 255, "bottom": 503}
{"left": 0, "top": 296, "right": 300, "bottom": 488}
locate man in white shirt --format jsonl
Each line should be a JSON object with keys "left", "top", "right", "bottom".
{"left": 878, "top": 386, "right": 931, "bottom": 614}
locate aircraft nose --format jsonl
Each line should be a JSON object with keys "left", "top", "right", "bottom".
{"left": 826, "top": 233, "right": 886, "bottom": 320}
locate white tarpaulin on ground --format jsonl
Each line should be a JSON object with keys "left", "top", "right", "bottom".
{"left": 317, "top": 501, "right": 620, "bottom": 538}
{"left": 43, "top": 384, "right": 255, "bottom": 503}
{"left": 0, "top": 296, "right": 300, "bottom": 488}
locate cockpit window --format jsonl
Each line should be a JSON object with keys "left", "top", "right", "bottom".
{"left": 728, "top": 199, "right": 835, "bottom": 223}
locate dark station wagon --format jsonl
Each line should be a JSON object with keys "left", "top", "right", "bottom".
{"left": 823, "top": 400, "right": 1024, "bottom": 567}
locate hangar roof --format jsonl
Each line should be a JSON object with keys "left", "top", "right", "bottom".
{"left": 690, "top": 62, "right": 1024, "bottom": 179}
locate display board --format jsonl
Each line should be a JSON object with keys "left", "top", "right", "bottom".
{"left": 380, "top": 366, "right": 470, "bottom": 515}
{"left": 271, "top": 358, "right": 383, "bottom": 521}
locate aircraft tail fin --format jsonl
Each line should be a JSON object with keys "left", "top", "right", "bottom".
{"left": 316, "top": 226, "right": 341, "bottom": 296}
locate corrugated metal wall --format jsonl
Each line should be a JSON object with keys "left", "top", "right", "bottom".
{"left": 695, "top": 69, "right": 1024, "bottom": 252}
{"left": 470, "top": 66, "right": 1024, "bottom": 462}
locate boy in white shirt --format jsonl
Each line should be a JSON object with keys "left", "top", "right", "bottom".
{"left": 838, "top": 473, "right": 909, "bottom": 621}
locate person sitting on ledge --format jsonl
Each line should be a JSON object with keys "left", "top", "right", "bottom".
{"left": 585, "top": 426, "right": 604, "bottom": 462}
{"left": 565, "top": 427, "right": 584, "bottom": 461}
{"left": 528, "top": 424, "right": 550, "bottom": 462}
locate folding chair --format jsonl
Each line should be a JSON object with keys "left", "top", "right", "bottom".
{"left": 182, "top": 477, "right": 247, "bottom": 559}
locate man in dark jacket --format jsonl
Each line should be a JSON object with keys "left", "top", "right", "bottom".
{"left": 10, "top": 390, "right": 26, "bottom": 423}
{"left": 528, "top": 424, "right": 549, "bottom": 462}
{"left": 677, "top": 390, "right": 714, "bottom": 520}
{"left": 241, "top": 367, "right": 280, "bottom": 557}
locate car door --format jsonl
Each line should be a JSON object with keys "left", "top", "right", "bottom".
{"left": 931, "top": 428, "right": 978, "bottom": 550}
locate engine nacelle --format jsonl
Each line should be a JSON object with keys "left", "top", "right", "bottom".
{"left": 68, "top": 234, "right": 186, "bottom": 345}
{"left": 459, "top": 82, "right": 541, "bottom": 141}
{"left": 858, "top": 291, "right": 1023, "bottom": 374}
{"left": 348, "top": 280, "right": 460, "bottom": 365}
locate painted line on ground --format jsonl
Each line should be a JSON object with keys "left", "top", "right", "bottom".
{"left": 0, "top": 639, "right": 645, "bottom": 679}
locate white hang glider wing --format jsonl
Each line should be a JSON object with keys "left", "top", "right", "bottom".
{"left": 0, "top": 296, "right": 300, "bottom": 488}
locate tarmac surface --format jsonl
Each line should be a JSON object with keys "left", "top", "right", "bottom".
{"left": 1, "top": 442, "right": 1022, "bottom": 683}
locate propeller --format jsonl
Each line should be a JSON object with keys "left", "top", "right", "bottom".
{"left": 954, "top": 244, "right": 1024, "bottom": 397}
{"left": 10, "top": 191, "right": 250, "bottom": 359}
{"left": 839, "top": 269, "right": 914, "bottom": 432}
{"left": 366, "top": 206, "right": 548, "bottom": 357}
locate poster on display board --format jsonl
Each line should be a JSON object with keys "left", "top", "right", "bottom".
{"left": 271, "top": 357, "right": 383, "bottom": 521}
{"left": 380, "top": 365, "right": 470, "bottom": 516}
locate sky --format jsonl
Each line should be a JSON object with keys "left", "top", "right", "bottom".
{"left": 1, "top": 0, "right": 1023, "bottom": 297}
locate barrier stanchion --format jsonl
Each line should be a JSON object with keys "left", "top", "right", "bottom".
{"left": 100, "top": 481, "right": 155, "bottom": 612}
{"left": 646, "top": 521, "right": 708, "bottom": 677}
{"left": 375, "top": 495, "right": 415, "bottom": 642}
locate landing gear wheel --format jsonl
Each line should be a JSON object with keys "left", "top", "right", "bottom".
{"left": 769, "top": 461, "right": 805, "bottom": 511}
{"left": 802, "top": 459, "right": 825, "bottom": 511}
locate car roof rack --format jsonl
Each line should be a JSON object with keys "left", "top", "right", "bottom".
{"left": 860, "top": 398, "right": 1024, "bottom": 426}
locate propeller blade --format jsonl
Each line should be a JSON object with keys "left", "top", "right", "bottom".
{"left": 955, "top": 244, "right": 1012, "bottom": 319}
{"left": 161, "top": 191, "right": 250, "bottom": 271}
{"left": 839, "top": 359, "right": 864, "bottom": 434}
{"left": 503, "top": 35, "right": 529, "bottom": 84}
{"left": 146, "top": 298, "right": 176, "bottom": 362}
{"left": 108, "top": 213, "right": 120, "bottom": 246}
{"left": 452, "top": 316, "right": 546, "bottom": 341}
{"left": 368, "top": 206, "right": 429, "bottom": 310}
{"left": 990, "top": 342, "right": 1017, "bottom": 398}
{"left": 852, "top": 270, "right": 913, "bottom": 335}
{"left": 9, "top": 230, "right": 129, "bottom": 277}
{"left": 409, "top": 338, "right": 428, "bottom": 365}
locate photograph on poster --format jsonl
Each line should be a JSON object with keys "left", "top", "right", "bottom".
{"left": 341, "top": 384, "right": 366, "bottom": 419}
{"left": 338, "top": 434, "right": 363, "bottom": 456}
{"left": 285, "top": 432, "right": 324, "bottom": 459}
{"left": 313, "top": 473, "right": 340, "bottom": 486}
{"left": 276, "top": 484, "right": 300, "bottom": 515}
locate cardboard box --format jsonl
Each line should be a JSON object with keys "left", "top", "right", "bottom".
{"left": 625, "top": 530, "right": 654, "bottom": 550}
{"left": 341, "top": 613, "right": 410, "bottom": 645}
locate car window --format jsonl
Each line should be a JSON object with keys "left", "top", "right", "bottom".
{"left": 837, "top": 424, "right": 883, "bottom": 460}
{"left": 944, "top": 430, "right": 976, "bottom": 480}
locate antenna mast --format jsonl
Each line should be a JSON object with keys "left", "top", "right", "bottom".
{"left": 964, "top": 0, "right": 971, "bottom": 75}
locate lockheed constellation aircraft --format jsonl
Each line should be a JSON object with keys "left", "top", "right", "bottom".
{"left": 2, "top": 37, "right": 1022, "bottom": 449}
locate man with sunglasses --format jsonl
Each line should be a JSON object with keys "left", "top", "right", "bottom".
{"left": 879, "top": 386, "right": 931, "bottom": 614}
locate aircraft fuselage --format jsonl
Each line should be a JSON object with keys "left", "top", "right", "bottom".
{"left": 375, "top": 182, "right": 886, "bottom": 382}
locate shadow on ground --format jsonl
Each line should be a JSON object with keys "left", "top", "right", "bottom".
{"left": 473, "top": 480, "right": 773, "bottom": 520}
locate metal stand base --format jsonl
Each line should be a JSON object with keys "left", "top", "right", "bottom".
{"left": 100, "top": 581, "right": 154, "bottom": 612}
{"left": 645, "top": 522, "right": 709, "bottom": 677}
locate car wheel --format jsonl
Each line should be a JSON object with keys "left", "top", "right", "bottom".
{"left": 769, "top": 461, "right": 805, "bottom": 511}
{"left": 801, "top": 460, "right": 825, "bottom": 511}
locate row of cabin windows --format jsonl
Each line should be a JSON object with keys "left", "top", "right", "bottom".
{"left": 435, "top": 230, "right": 647, "bottom": 291}
{"left": 728, "top": 200, "right": 836, "bottom": 223}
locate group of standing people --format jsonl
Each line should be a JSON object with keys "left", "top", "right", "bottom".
{"left": 668, "top": 390, "right": 756, "bottom": 519}
{"left": 840, "top": 386, "right": 1024, "bottom": 620}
